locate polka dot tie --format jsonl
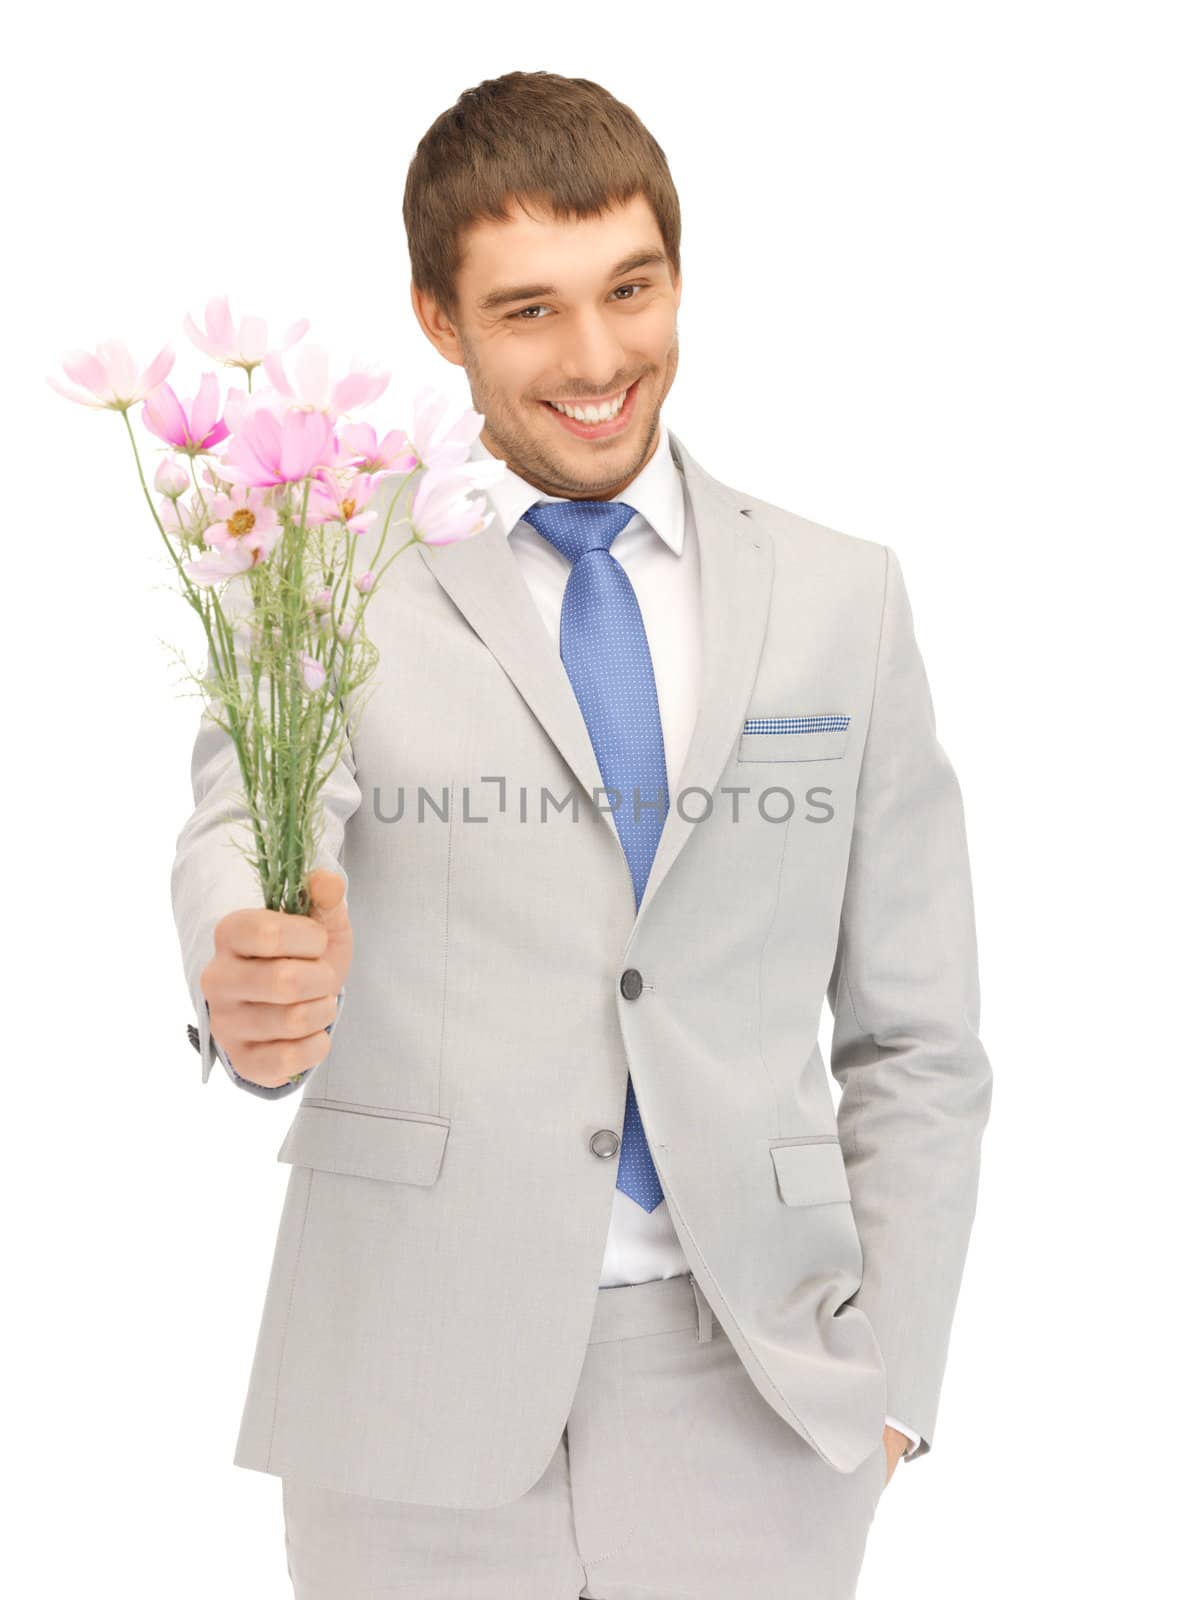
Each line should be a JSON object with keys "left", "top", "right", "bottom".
{"left": 522, "top": 498, "right": 667, "bottom": 1212}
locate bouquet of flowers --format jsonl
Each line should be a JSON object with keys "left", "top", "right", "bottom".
{"left": 49, "top": 295, "right": 503, "bottom": 917}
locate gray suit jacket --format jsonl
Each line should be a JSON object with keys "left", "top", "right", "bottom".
{"left": 171, "top": 427, "right": 992, "bottom": 1508}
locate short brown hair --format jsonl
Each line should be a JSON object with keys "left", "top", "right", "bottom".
{"left": 403, "top": 71, "right": 682, "bottom": 325}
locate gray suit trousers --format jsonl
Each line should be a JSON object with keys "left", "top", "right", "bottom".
{"left": 281, "top": 1273, "right": 888, "bottom": 1599}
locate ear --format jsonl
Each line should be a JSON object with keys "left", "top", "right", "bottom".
{"left": 410, "top": 281, "right": 466, "bottom": 368}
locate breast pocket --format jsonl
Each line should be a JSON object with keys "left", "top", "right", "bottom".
{"left": 738, "top": 715, "right": 851, "bottom": 763}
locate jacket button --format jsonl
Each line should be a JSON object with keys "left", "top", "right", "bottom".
{"left": 619, "top": 968, "right": 643, "bottom": 1000}
{"left": 590, "top": 1129, "right": 621, "bottom": 1159}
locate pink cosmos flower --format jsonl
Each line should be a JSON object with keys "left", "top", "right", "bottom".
{"left": 410, "top": 459, "right": 503, "bottom": 547}
{"left": 185, "top": 543, "right": 256, "bottom": 586}
{"left": 220, "top": 384, "right": 289, "bottom": 434}
{"left": 201, "top": 484, "right": 280, "bottom": 561}
{"left": 183, "top": 484, "right": 282, "bottom": 584}
{"left": 141, "top": 371, "right": 230, "bottom": 455}
{"left": 407, "top": 384, "right": 486, "bottom": 469}
{"left": 184, "top": 294, "right": 308, "bottom": 378}
{"left": 262, "top": 343, "right": 389, "bottom": 418}
{"left": 335, "top": 420, "right": 419, "bottom": 476}
{"left": 305, "top": 470, "right": 381, "bottom": 536}
{"left": 217, "top": 407, "right": 338, "bottom": 488}
{"left": 47, "top": 338, "right": 174, "bottom": 412}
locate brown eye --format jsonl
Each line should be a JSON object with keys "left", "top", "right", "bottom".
{"left": 509, "top": 284, "right": 645, "bottom": 321}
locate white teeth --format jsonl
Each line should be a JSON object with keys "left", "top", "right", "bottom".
{"left": 550, "top": 389, "right": 627, "bottom": 424}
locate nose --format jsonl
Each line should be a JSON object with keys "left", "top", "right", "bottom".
{"left": 552, "top": 308, "right": 629, "bottom": 392}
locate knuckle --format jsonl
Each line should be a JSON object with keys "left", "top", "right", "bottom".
{"left": 286, "top": 998, "right": 317, "bottom": 1036}
{"left": 255, "top": 1045, "right": 292, "bottom": 1090}
{"left": 278, "top": 1035, "right": 322, "bottom": 1082}
{"left": 263, "top": 914, "right": 288, "bottom": 959}
{"left": 270, "top": 961, "right": 298, "bottom": 1004}
{"left": 234, "top": 1042, "right": 271, "bottom": 1088}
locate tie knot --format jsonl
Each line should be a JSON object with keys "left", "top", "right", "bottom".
{"left": 522, "top": 499, "right": 638, "bottom": 564}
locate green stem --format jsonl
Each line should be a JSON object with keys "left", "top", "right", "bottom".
{"left": 121, "top": 409, "right": 278, "bottom": 897}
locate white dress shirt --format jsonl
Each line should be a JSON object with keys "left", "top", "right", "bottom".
{"left": 468, "top": 426, "right": 921, "bottom": 1460}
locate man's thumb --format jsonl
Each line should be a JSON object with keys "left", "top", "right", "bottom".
{"left": 306, "top": 868, "right": 348, "bottom": 929}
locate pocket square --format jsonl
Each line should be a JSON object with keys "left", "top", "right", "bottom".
{"left": 742, "top": 715, "right": 851, "bottom": 734}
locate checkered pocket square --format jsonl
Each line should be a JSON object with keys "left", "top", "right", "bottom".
{"left": 738, "top": 714, "right": 852, "bottom": 761}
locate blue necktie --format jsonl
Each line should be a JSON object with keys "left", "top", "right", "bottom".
{"left": 521, "top": 498, "right": 667, "bottom": 1213}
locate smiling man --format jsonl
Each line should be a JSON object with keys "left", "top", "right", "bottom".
{"left": 176, "top": 68, "right": 993, "bottom": 1600}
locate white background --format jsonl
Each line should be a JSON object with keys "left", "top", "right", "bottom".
{"left": 5, "top": 2, "right": 1196, "bottom": 1593}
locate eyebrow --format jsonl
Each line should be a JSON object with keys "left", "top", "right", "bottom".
{"left": 475, "top": 249, "right": 669, "bottom": 314}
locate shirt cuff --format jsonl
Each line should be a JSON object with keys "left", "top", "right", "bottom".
{"left": 884, "top": 1414, "right": 923, "bottom": 1457}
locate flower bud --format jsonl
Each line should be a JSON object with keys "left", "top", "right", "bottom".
{"left": 154, "top": 456, "right": 191, "bottom": 498}
{"left": 298, "top": 651, "right": 326, "bottom": 692}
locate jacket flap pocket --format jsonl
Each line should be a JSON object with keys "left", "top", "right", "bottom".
{"left": 738, "top": 724, "right": 850, "bottom": 763}
{"left": 277, "top": 1099, "right": 451, "bottom": 1186}
{"left": 770, "top": 1138, "right": 852, "bottom": 1205}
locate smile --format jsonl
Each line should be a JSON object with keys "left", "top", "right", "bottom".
{"left": 540, "top": 378, "right": 640, "bottom": 439}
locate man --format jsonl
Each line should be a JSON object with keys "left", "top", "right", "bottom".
{"left": 174, "top": 70, "right": 992, "bottom": 1599}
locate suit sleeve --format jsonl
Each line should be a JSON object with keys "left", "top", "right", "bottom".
{"left": 827, "top": 543, "right": 993, "bottom": 1459}
{"left": 171, "top": 594, "right": 362, "bottom": 1092}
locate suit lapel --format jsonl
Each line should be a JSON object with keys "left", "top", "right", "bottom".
{"left": 415, "top": 426, "right": 775, "bottom": 934}
{"left": 636, "top": 432, "right": 774, "bottom": 930}
{"left": 414, "top": 485, "right": 617, "bottom": 847}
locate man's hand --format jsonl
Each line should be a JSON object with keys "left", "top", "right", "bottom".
{"left": 882, "top": 1424, "right": 910, "bottom": 1488}
{"left": 200, "top": 868, "right": 353, "bottom": 1089}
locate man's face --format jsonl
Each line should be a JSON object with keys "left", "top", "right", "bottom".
{"left": 411, "top": 193, "right": 682, "bottom": 502}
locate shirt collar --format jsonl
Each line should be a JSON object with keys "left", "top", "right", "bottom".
{"left": 465, "top": 421, "right": 685, "bottom": 555}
